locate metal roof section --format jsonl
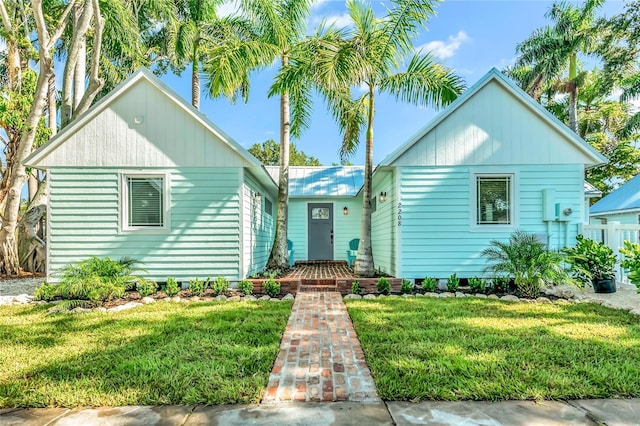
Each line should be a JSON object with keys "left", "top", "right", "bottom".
{"left": 584, "top": 181, "right": 602, "bottom": 198}
{"left": 590, "top": 175, "right": 640, "bottom": 215}
{"left": 266, "top": 166, "right": 364, "bottom": 197}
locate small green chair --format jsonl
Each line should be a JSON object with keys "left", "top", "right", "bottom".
{"left": 287, "top": 239, "right": 294, "bottom": 266}
{"left": 347, "top": 238, "right": 359, "bottom": 267}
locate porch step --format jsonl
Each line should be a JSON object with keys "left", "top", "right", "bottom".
{"left": 301, "top": 278, "right": 335, "bottom": 286}
{"left": 298, "top": 285, "right": 338, "bottom": 293}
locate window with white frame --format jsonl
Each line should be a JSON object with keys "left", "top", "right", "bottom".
{"left": 476, "top": 175, "right": 513, "bottom": 225}
{"left": 122, "top": 174, "right": 168, "bottom": 230}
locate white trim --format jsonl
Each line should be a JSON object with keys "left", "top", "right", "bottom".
{"left": 45, "top": 172, "right": 52, "bottom": 279}
{"left": 239, "top": 169, "right": 246, "bottom": 280}
{"left": 119, "top": 170, "right": 171, "bottom": 234}
{"left": 469, "top": 169, "right": 519, "bottom": 233}
{"left": 394, "top": 167, "right": 402, "bottom": 278}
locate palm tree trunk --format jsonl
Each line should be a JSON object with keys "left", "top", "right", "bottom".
{"left": 568, "top": 52, "right": 578, "bottom": 133}
{"left": 266, "top": 55, "right": 291, "bottom": 271}
{"left": 192, "top": 40, "right": 200, "bottom": 109}
{"left": 354, "top": 86, "right": 375, "bottom": 277}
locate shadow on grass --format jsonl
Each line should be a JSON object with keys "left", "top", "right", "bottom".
{"left": 0, "top": 301, "right": 292, "bottom": 408}
{"left": 346, "top": 298, "right": 640, "bottom": 402}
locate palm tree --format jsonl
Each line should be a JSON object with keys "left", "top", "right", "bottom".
{"left": 204, "top": 0, "right": 314, "bottom": 270}
{"left": 513, "top": 0, "right": 604, "bottom": 133}
{"left": 276, "top": 0, "right": 465, "bottom": 276}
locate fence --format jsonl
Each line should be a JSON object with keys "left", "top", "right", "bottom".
{"left": 579, "top": 222, "right": 640, "bottom": 285}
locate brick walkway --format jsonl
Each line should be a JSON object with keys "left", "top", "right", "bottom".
{"left": 262, "top": 292, "right": 379, "bottom": 404}
{"left": 285, "top": 261, "right": 353, "bottom": 280}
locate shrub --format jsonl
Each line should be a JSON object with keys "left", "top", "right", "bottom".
{"left": 189, "top": 277, "right": 207, "bottom": 296}
{"left": 492, "top": 277, "right": 508, "bottom": 293}
{"left": 238, "top": 280, "right": 254, "bottom": 296}
{"left": 211, "top": 276, "right": 229, "bottom": 296}
{"left": 87, "top": 281, "right": 126, "bottom": 304}
{"left": 164, "top": 277, "right": 180, "bottom": 296}
{"left": 376, "top": 277, "right": 390, "bottom": 295}
{"left": 468, "top": 277, "right": 485, "bottom": 293}
{"left": 565, "top": 235, "right": 617, "bottom": 286}
{"left": 351, "top": 280, "right": 361, "bottom": 295}
{"left": 263, "top": 278, "right": 280, "bottom": 298}
{"left": 33, "top": 282, "right": 59, "bottom": 301}
{"left": 422, "top": 277, "right": 437, "bottom": 292}
{"left": 400, "top": 279, "right": 413, "bottom": 294}
{"left": 137, "top": 279, "right": 158, "bottom": 297}
{"left": 447, "top": 273, "right": 460, "bottom": 292}
{"left": 620, "top": 240, "right": 640, "bottom": 293}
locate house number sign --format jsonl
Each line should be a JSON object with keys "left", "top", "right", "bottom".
{"left": 397, "top": 202, "right": 402, "bottom": 226}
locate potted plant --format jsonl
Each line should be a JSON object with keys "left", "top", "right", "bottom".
{"left": 564, "top": 235, "right": 617, "bottom": 293}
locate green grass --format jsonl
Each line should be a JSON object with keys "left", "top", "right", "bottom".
{"left": 0, "top": 301, "right": 292, "bottom": 408}
{"left": 346, "top": 298, "right": 640, "bottom": 401}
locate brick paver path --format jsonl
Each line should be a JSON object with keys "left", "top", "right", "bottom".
{"left": 262, "top": 292, "right": 379, "bottom": 403}
{"left": 285, "top": 262, "right": 353, "bottom": 280}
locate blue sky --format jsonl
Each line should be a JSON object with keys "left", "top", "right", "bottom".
{"left": 158, "top": 0, "right": 627, "bottom": 166}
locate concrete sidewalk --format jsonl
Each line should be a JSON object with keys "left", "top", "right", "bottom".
{"left": 2, "top": 398, "right": 638, "bottom": 425}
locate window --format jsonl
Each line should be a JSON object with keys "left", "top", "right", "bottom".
{"left": 311, "top": 207, "right": 329, "bottom": 219}
{"left": 475, "top": 175, "right": 513, "bottom": 226}
{"left": 121, "top": 174, "right": 169, "bottom": 231}
{"left": 265, "top": 198, "right": 273, "bottom": 216}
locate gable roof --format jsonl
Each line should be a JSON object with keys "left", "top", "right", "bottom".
{"left": 266, "top": 166, "right": 364, "bottom": 197}
{"left": 380, "top": 68, "right": 607, "bottom": 168}
{"left": 24, "top": 68, "right": 275, "bottom": 185}
{"left": 584, "top": 181, "right": 602, "bottom": 198}
{"left": 590, "top": 175, "right": 640, "bottom": 215}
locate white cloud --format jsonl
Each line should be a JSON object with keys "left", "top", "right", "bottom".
{"left": 416, "top": 30, "right": 469, "bottom": 60}
{"left": 495, "top": 57, "right": 516, "bottom": 71}
{"left": 217, "top": 1, "right": 240, "bottom": 17}
{"left": 311, "top": 0, "right": 333, "bottom": 10}
{"left": 314, "top": 13, "right": 352, "bottom": 28}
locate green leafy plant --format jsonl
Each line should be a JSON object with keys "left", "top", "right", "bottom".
{"left": 351, "top": 280, "right": 361, "bottom": 295}
{"left": 447, "top": 273, "right": 460, "bottom": 292}
{"left": 468, "top": 277, "right": 485, "bottom": 293}
{"left": 137, "top": 279, "right": 158, "bottom": 297}
{"left": 620, "top": 240, "right": 640, "bottom": 293}
{"left": 376, "top": 277, "right": 390, "bottom": 295}
{"left": 483, "top": 230, "right": 570, "bottom": 298}
{"left": 422, "top": 277, "right": 437, "bottom": 292}
{"left": 189, "top": 278, "right": 207, "bottom": 296}
{"left": 564, "top": 235, "right": 617, "bottom": 285}
{"left": 263, "top": 278, "right": 280, "bottom": 298}
{"left": 491, "top": 277, "right": 509, "bottom": 293}
{"left": 238, "top": 280, "right": 254, "bottom": 296}
{"left": 211, "top": 276, "right": 229, "bottom": 296}
{"left": 401, "top": 279, "right": 413, "bottom": 294}
{"left": 164, "top": 277, "right": 180, "bottom": 296}
{"left": 33, "top": 282, "right": 59, "bottom": 301}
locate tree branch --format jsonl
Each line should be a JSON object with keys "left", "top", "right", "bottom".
{"left": 74, "top": 0, "right": 104, "bottom": 117}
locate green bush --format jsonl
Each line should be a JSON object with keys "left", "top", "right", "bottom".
{"left": 492, "top": 277, "right": 508, "bottom": 292}
{"left": 400, "top": 279, "right": 413, "bottom": 294}
{"left": 33, "top": 282, "right": 59, "bottom": 301}
{"left": 376, "top": 277, "right": 390, "bottom": 295}
{"left": 620, "top": 240, "right": 640, "bottom": 293}
{"left": 468, "top": 277, "right": 485, "bottom": 293}
{"left": 87, "top": 281, "right": 126, "bottom": 304}
{"left": 263, "top": 278, "right": 280, "bottom": 298}
{"left": 164, "top": 277, "right": 180, "bottom": 296}
{"left": 238, "top": 280, "right": 254, "bottom": 296}
{"left": 137, "top": 279, "right": 158, "bottom": 297}
{"left": 564, "top": 235, "right": 617, "bottom": 286}
{"left": 351, "top": 280, "right": 361, "bottom": 295}
{"left": 422, "top": 277, "right": 437, "bottom": 292}
{"left": 211, "top": 276, "right": 229, "bottom": 296}
{"left": 447, "top": 273, "right": 460, "bottom": 292}
{"left": 189, "top": 277, "right": 207, "bottom": 296}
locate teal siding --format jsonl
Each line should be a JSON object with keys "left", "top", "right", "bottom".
{"left": 398, "top": 164, "right": 584, "bottom": 278}
{"left": 371, "top": 170, "right": 397, "bottom": 276}
{"left": 288, "top": 197, "right": 362, "bottom": 262}
{"left": 242, "top": 172, "right": 275, "bottom": 277}
{"left": 48, "top": 167, "right": 241, "bottom": 282}
{"left": 590, "top": 212, "right": 640, "bottom": 225}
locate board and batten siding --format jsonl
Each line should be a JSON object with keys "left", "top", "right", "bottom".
{"left": 398, "top": 164, "right": 584, "bottom": 278}
{"left": 371, "top": 170, "right": 397, "bottom": 276}
{"left": 242, "top": 173, "right": 276, "bottom": 278}
{"left": 287, "top": 197, "right": 362, "bottom": 263}
{"left": 48, "top": 167, "right": 242, "bottom": 282}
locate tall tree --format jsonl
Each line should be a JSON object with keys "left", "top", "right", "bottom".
{"left": 249, "top": 139, "right": 321, "bottom": 166}
{"left": 205, "top": 0, "right": 314, "bottom": 271}
{"left": 276, "top": 0, "right": 464, "bottom": 276}
{"left": 513, "top": 0, "right": 604, "bottom": 133}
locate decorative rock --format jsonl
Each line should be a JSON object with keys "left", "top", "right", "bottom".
{"left": 455, "top": 291, "right": 465, "bottom": 298}
{"left": 171, "top": 296, "right": 182, "bottom": 303}
{"left": 108, "top": 302, "right": 142, "bottom": 312}
{"left": 414, "top": 293, "right": 425, "bottom": 297}
{"left": 282, "top": 293, "right": 295, "bottom": 301}
{"left": 536, "top": 297, "right": 551, "bottom": 303}
{"left": 474, "top": 294, "right": 488, "bottom": 298}
{"left": 201, "top": 297, "right": 214, "bottom": 302}
{"left": 215, "top": 295, "right": 227, "bottom": 301}
{"left": 344, "top": 294, "right": 362, "bottom": 300}
{"left": 95, "top": 307, "right": 107, "bottom": 312}
{"left": 141, "top": 297, "right": 155, "bottom": 304}
{"left": 401, "top": 293, "right": 415, "bottom": 298}
{"left": 388, "top": 294, "right": 400, "bottom": 298}
{"left": 424, "top": 292, "right": 438, "bottom": 298}
{"left": 13, "top": 294, "right": 32, "bottom": 304}
{"left": 258, "top": 295, "right": 271, "bottom": 301}
{"left": 0, "top": 296, "right": 14, "bottom": 306}
{"left": 243, "top": 295, "right": 257, "bottom": 301}
{"left": 436, "top": 279, "right": 448, "bottom": 291}
{"left": 71, "top": 307, "right": 91, "bottom": 313}
{"left": 487, "top": 294, "right": 500, "bottom": 299}
{"left": 227, "top": 295, "right": 242, "bottom": 302}
{"left": 269, "top": 298, "right": 282, "bottom": 302}
{"left": 555, "top": 299, "right": 570, "bottom": 305}
{"left": 543, "top": 284, "right": 582, "bottom": 300}
{"left": 363, "top": 294, "right": 376, "bottom": 300}
{"left": 191, "top": 296, "right": 201, "bottom": 302}
{"left": 501, "top": 295, "right": 519, "bottom": 302}
{"left": 629, "top": 309, "right": 640, "bottom": 316}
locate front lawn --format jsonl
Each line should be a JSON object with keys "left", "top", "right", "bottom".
{"left": 0, "top": 301, "right": 291, "bottom": 407}
{"left": 346, "top": 298, "right": 640, "bottom": 401}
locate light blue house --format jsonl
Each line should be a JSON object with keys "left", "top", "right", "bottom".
{"left": 26, "top": 67, "right": 606, "bottom": 282}
{"left": 590, "top": 175, "right": 640, "bottom": 225}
